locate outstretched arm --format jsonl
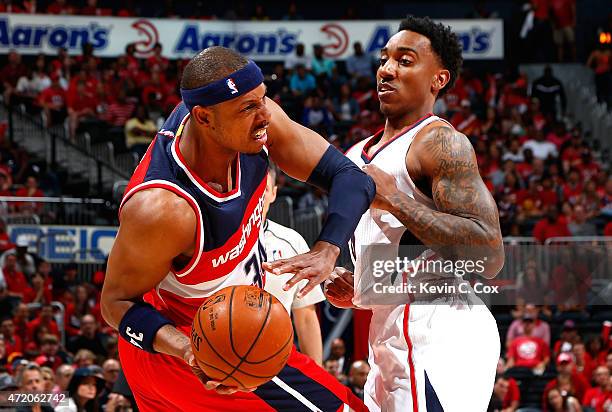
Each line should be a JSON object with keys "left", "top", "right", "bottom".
{"left": 263, "top": 99, "right": 375, "bottom": 295}
{"left": 363, "top": 124, "right": 504, "bottom": 278}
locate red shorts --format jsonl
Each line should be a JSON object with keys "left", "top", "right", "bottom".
{"left": 119, "top": 338, "right": 367, "bottom": 412}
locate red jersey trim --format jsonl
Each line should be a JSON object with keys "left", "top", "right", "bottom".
{"left": 403, "top": 304, "right": 419, "bottom": 412}
{"left": 171, "top": 113, "right": 242, "bottom": 202}
{"left": 119, "top": 179, "right": 204, "bottom": 277}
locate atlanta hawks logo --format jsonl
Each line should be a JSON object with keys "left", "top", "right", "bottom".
{"left": 226, "top": 78, "right": 238, "bottom": 94}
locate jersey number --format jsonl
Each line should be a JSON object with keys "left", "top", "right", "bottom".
{"left": 125, "top": 326, "right": 144, "bottom": 349}
{"left": 246, "top": 242, "right": 267, "bottom": 288}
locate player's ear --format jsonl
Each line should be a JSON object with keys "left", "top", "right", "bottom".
{"left": 192, "top": 106, "right": 213, "bottom": 127}
{"left": 270, "top": 185, "right": 278, "bottom": 203}
{"left": 432, "top": 69, "right": 451, "bottom": 95}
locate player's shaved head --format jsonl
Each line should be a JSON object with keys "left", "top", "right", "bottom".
{"left": 181, "top": 46, "right": 249, "bottom": 90}
{"left": 397, "top": 15, "right": 462, "bottom": 96}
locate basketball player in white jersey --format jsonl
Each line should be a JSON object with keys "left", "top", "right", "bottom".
{"left": 318, "top": 16, "right": 505, "bottom": 412}
{"left": 262, "top": 165, "right": 325, "bottom": 365}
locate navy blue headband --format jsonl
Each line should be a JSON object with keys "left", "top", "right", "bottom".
{"left": 180, "top": 60, "right": 264, "bottom": 110}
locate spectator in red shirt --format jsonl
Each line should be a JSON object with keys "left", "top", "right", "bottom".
{"left": 1, "top": 317, "right": 23, "bottom": 356}
{"left": 26, "top": 305, "right": 60, "bottom": 342}
{"left": 1, "top": 50, "right": 27, "bottom": 105}
{"left": 103, "top": 90, "right": 135, "bottom": 128}
{"left": 583, "top": 366, "right": 610, "bottom": 409}
{"left": 507, "top": 312, "right": 551, "bottom": 372}
{"left": 0, "top": 219, "right": 14, "bottom": 254}
{"left": 38, "top": 74, "right": 67, "bottom": 127}
{"left": 3, "top": 254, "right": 28, "bottom": 299}
{"left": 506, "top": 304, "right": 551, "bottom": 348}
{"left": 550, "top": 0, "right": 576, "bottom": 62}
{"left": 67, "top": 81, "right": 99, "bottom": 140}
{"left": 543, "top": 352, "right": 590, "bottom": 411}
{"left": 79, "top": 0, "right": 111, "bottom": 16}
{"left": 496, "top": 358, "right": 521, "bottom": 411}
{"left": 450, "top": 99, "right": 481, "bottom": 138}
{"left": 533, "top": 205, "right": 571, "bottom": 243}
{"left": 146, "top": 43, "right": 170, "bottom": 72}
{"left": 572, "top": 342, "right": 595, "bottom": 384}
{"left": 605, "top": 221, "right": 612, "bottom": 237}
{"left": 35, "top": 334, "right": 65, "bottom": 371}
{"left": 545, "top": 387, "right": 583, "bottom": 412}
{"left": 23, "top": 272, "right": 52, "bottom": 305}
{"left": 561, "top": 136, "right": 584, "bottom": 172}
{"left": 14, "top": 176, "right": 44, "bottom": 214}
{"left": 46, "top": 0, "right": 75, "bottom": 14}
{"left": 12, "top": 302, "right": 29, "bottom": 345}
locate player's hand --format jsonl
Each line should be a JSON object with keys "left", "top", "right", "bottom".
{"left": 262, "top": 241, "right": 340, "bottom": 298}
{"left": 362, "top": 164, "right": 398, "bottom": 211}
{"left": 324, "top": 267, "right": 356, "bottom": 309}
{"left": 184, "top": 346, "right": 257, "bottom": 394}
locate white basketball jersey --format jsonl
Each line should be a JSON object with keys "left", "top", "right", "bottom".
{"left": 345, "top": 113, "right": 449, "bottom": 308}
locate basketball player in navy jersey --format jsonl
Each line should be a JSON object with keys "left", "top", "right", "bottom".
{"left": 317, "top": 16, "right": 505, "bottom": 411}
{"left": 101, "top": 47, "right": 372, "bottom": 411}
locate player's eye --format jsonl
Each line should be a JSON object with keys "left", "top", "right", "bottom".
{"left": 379, "top": 57, "right": 388, "bottom": 66}
{"left": 400, "top": 58, "right": 412, "bottom": 66}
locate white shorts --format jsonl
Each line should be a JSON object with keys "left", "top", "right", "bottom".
{"left": 364, "top": 301, "right": 500, "bottom": 412}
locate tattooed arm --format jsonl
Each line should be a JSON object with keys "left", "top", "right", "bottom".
{"left": 363, "top": 124, "right": 504, "bottom": 278}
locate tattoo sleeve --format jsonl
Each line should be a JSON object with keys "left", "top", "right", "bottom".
{"left": 387, "top": 126, "right": 504, "bottom": 276}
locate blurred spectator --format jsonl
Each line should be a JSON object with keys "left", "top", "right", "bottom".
{"left": 297, "top": 187, "right": 328, "bottom": 215}
{"left": 67, "top": 315, "right": 107, "bottom": 358}
{"left": 0, "top": 235, "right": 36, "bottom": 277}
{"left": 35, "top": 334, "right": 65, "bottom": 371}
{"left": 37, "top": 74, "right": 68, "bottom": 128}
{"left": 545, "top": 387, "right": 583, "bottom": 412}
{"left": 24, "top": 272, "right": 52, "bottom": 304}
{"left": 53, "top": 364, "right": 74, "bottom": 394}
{"left": 506, "top": 311, "right": 550, "bottom": 373}
{"left": 450, "top": 99, "right": 481, "bottom": 137}
{"left": 290, "top": 65, "right": 316, "bottom": 96}
{"left": 347, "top": 360, "right": 369, "bottom": 400}
{"left": 542, "top": 353, "right": 589, "bottom": 411}
{"left": 26, "top": 304, "right": 60, "bottom": 342}
{"left": 79, "top": 0, "right": 111, "bottom": 16}
{"left": 40, "top": 366, "right": 54, "bottom": 391}
{"left": 327, "top": 338, "right": 350, "bottom": 376}
{"left": 502, "top": 140, "right": 524, "bottom": 163}
{"left": 488, "top": 375, "right": 509, "bottom": 412}
{"left": 14, "top": 60, "right": 50, "bottom": 109}
{"left": 302, "top": 95, "right": 333, "bottom": 134}
{"left": 553, "top": 320, "right": 581, "bottom": 357}
{"left": 562, "top": 169, "right": 583, "bottom": 205}
{"left": 582, "top": 366, "right": 610, "bottom": 409}
{"left": 13, "top": 302, "right": 29, "bottom": 344}
{"left": 346, "top": 42, "right": 374, "bottom": 79}
{"left": 146, "top": 43, "right": 169, "bottom": 72}
{"left": 282, "top": 1, "right": 302, "bottom": 20}
{"left": 55, "top": 367, "right": 104, "bottom": 412}
{"left": 550, "top": 0, "right": 576, "bottom": 62}
{"left": 496, "top": 358, "right": 521, "bottom": 411}
{"left": 2, "top": 254, "right": 28, "bottom": 300}
{"left": 506, "top": 304, "right": 551, "bottom": 347}
{"left": 522, "top": 128, "right": 558, "bottom": 160}
{"left": 1, "top": 316, "right": 23, "bottom": 355}
{"left": 98, "top": 359, "right": 120, "bottom": 406}
{"left": 285, "top": 43, "right": 310, "bottom": 72}
{"left": 568, "top": 204, "right": 597, "bottom": 236}
{"left": 311, "top": 44, "right": 335, "bottom": 78}
{"left": 46, "top": 0, "right": 74, "bottom": 14}
{"left": 16, "top": 363, "right": 55, "bottom": 412}
{"left": 124, "top": 106, "right": 157, "bottom": 158}
{"left": 251, "top": 3, "right": 269, "bottom": 20}
{"left": 14, "top": 176, "right": 44, "bottom": 214}
{"left": 53, "top": 263, "right": 79, "bottom": 299}
{"left": 533, "top": 205, "right": 571, "bottom": 244}
{"left": 1, "top": 50, "right": 27, "bottom": 105}
{"left": 331, "top": 84, "right": 359, "bottom": 124}
{"left": 572, "top": 342, "right": 594, "bottom": 384}
{"left": 73, "top": 349, "right": 96, "bottom": 368}
{"left": 586, "top": 43, "right": 611, "bottom": 105}
{"left": 531, "top": 66, "right": 566, "bottom": 120}
{"left": 323, "top": 359, "right": 347, "bottom": 385}
{"left": 67, "top": 81, "right": 99, "bottom": 140}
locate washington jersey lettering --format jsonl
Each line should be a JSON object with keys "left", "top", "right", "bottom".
{"left": 120, "top": 102, "right": 269, "bottom": 333}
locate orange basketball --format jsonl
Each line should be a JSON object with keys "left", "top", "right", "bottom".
{"left": 190, "top": 285, "right": 294, "bottom": 389}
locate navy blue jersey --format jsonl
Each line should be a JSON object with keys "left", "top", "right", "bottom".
{"left": 120, "top": 103, "right": 269, "bottom": 329}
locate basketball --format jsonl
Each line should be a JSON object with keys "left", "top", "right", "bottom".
{"left": 190, "top": 285, "right": 294, "bottom": 389}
